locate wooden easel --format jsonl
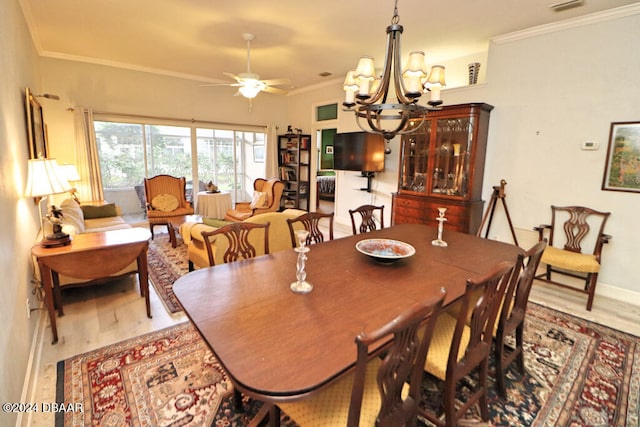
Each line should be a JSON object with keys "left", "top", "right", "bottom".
{"left": 476, "top": 179, "right": 518, "bottom": 245}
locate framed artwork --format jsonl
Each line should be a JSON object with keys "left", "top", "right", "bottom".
{"left": 325, "top": 145, "right": 334, "bottom": 154}
{"left": 602, "top": 121, "right": 640, "bottom": 193}
{"left": 25, "top": 87, "right": 48, "bottom": 159}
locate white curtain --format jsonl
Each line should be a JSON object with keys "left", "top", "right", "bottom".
{"left": 265, "top": 124, "right": 278, "bottom": 180}
{"left": 74, "top": 108, "right": 104, "bottom": 202}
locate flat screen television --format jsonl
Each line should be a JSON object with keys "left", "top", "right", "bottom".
{"left": 333, "top": 132, "right": 385, "bottom": 172}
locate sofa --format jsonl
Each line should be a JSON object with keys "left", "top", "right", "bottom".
{"left": 52, "top": 198, "right": 138, "bottom": 286}
{"left": 181, "top": 209, "right": 306, "bottom": 270}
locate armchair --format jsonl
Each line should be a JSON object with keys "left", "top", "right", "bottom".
{"left": 224, "top": 178, "right": 284, "bottom": 222}
{"left": 534, "top": 205, "right": 611, "bottom": 311}
{"left": 143, "top": 174, "right": 194, "bottom": 238}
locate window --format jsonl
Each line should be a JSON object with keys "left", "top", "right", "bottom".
{"left": 94, "top": 117, "right": 265, "bottom": 212}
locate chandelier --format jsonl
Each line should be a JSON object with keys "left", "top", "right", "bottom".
{"left": 343, "top": 0, "right": 446, "bottom": 141}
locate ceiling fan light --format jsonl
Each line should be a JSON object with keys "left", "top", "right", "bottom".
{"left": 239, "top": 84, "right": 262, "bottom": 99}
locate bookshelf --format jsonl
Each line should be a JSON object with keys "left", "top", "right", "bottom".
{"left": 278, "top": 130, "right": 310, "bottom": 210}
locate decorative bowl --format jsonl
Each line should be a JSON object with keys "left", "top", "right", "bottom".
{"left": 355, "top": 239, "right": 416, "bottom": 263}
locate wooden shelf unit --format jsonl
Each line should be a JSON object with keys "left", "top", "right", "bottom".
{"left": 278, "top": 131, "right": 311, "bottom": 211}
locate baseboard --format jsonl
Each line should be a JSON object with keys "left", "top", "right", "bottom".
{"left": 16, "top": 305, "right": 46, "bottom": 427}
{"left": 597, "top": 282, "right": 640, "bottom": 307}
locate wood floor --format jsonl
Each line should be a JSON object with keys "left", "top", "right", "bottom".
{"left": 22, "top": 226, "right": 640, "bottom": 426}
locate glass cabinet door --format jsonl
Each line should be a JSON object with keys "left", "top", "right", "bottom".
{"left": 399, "top": 120, "right": 431, "bottom": 192}
{"left": 430, "top": 117, "right": 474, "bottom": 198}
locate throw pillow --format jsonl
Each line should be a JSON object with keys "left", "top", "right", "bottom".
{"left": 249, "top": 191, "right": 268, "bottom": 209}
{"left": 81, "top": 203, "right": 118, "bottom": 219}
{"left": 202, "top": 218, "right": 233, "bottom": 228}
{"left": 151, "top": 193, "right": 179, "bottom": 212}
{"left": 59, "top": 198, "right": 85, "bottom": 233}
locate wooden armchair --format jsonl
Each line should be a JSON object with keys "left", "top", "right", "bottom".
{"left": 534, "top": 205, "right": 611, "bottom": 311}
{"left": 348, "top": 204, "right": 384, "bottom": 235}
{"left": 224, "top": 178, "right": 284, "bottom": 222}
{"left": 143, "top": 174, "right": 194, "bottom": 238}
{"left": 276, "top": 289, "right": 446, "bottom": 427}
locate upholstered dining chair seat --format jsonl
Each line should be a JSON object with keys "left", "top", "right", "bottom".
{"left": 423, "top": 313, "right": 471, "bottom": 381}
{"left": 540, "top": 246, "right": 600, "bottom": 273}
{"left": 279, "top": 359, "right": 394, "bottom": 426}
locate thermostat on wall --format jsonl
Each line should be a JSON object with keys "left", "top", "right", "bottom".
{"left": 581, "top": 141, "right": 599, "bottom": 150}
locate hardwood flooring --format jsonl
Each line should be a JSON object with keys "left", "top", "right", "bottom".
{"left": 22, "top": 224, "right": 639, "bottom": 426}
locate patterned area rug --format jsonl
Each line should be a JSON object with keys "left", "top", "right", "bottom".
{"left": 55, "top": 302, "right": 639, "bottom": 426}
{"left": 55, "top": 322, "right": 268, "bottom": 426}
{"left": 419, "top": 302, "right": 639, "bottom": 426}
{"left": 147, "top": 233, "right": 189, "bottom": 313}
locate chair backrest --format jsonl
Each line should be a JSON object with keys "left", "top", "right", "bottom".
{"left": 253, "top": 178, "right": 285, "bottom": 212}
{"left": 286, "top": 212, "right": 334, "bottom": 247}
{"left": 348, "top": 289, "right": 446, "bottom": 427}
{"left": 201, "top": 222, "right": 270, "bottom": 266}
{"left": 498, "top": 241, "right": 547, "bottom": 332}
{"left": 349, "top": 204, "right": 385, "bottom": 235}
{"left": 548, "top": 205, "right": 610, "bottom": 255}
{"left": 450, "top": 261, "right": 514, "bottom": 372}
{"left": 143, "top": 175, "right": 189, "bottom": 210}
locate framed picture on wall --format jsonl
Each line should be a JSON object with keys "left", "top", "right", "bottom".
{"left": 25, "top": 87, "right": 48, "bottom": 159}
{"left": 602, "top": 121, "right": 640, "bottom": 193}
{"left": 325, "top": 145, "right": 333, "bottom": 154}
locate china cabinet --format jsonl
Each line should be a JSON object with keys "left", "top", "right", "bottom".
{"left": 278, "top": 131, "right": 311, "bottom": 210}
{"left": 392, "top": 103, "right": 493, "bottom": 233}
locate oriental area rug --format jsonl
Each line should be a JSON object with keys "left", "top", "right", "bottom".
{"left": 56, "top": 303, "right": 639, "bottom": 426}
{"left": 147, "top": 233, "right": 189, "bottom": 313}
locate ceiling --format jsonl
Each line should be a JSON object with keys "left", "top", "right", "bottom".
{"left": 20, "top": 0, "right": 639, "bottom": 94}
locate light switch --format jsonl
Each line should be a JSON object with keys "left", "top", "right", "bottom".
{"left": 581, "top": 141, "right": 599, "bottom": 150}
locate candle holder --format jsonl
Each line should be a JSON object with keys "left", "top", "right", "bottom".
{"left": 431, "top": 207, "right": 448, "bottom": 247}
{"left": 290, "top": 229, "right": 313, "bottom": 294}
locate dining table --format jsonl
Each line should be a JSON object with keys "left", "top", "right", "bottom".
{"left": 173, "top": 223, "right": 522, "bottom": 404}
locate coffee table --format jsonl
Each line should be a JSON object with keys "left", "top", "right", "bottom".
{"left": 167, "top": 214, "right": 202, "bottom": 248}
{"left": 31, "top": 227, "right": 152, "bottom": 344}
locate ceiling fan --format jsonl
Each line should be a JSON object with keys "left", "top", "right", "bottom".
{"left": 213, "top": 33, "right": 290, "bottom": 99}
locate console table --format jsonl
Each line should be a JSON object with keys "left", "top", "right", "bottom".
{"left": 31, "top": 227, "right": 152, "bottom": 344}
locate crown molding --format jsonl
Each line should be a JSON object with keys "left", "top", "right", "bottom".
{"left": 492, "top": 3, "right": 640, "bottom": 45}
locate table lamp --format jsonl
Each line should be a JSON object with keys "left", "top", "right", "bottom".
{"left": 25, "top": 158, "right": 73, "bottom": 247}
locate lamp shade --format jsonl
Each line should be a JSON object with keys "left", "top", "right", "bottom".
{"left": 425, "top": 65, "right": 446, "bottom": 87}
{"left": 25, "top": 158, "right": 71, "bottom": 198}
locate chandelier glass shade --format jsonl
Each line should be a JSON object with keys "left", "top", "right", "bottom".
{"left": 343, "top": 0, "right": 446, "bottom": 141}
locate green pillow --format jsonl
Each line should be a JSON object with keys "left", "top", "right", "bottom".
{"left": 81, "top": 203, "right": 118, "bottom": 219}
{"left": 203, "top": 218, "right": 233, "bottom": 228}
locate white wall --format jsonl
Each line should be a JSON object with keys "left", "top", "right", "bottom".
{"left": 0, "top": 0, "right": 45, "bottom": 425}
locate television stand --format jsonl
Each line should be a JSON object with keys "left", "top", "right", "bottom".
{"left": 359, "top": 172, "right": 375, "bottom": 192}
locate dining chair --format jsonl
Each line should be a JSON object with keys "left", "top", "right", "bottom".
{"left": 200, "top": 222, "right": 270, "bottom": 266}
{"left": 143, "top": 174, "right": 194, "bottom": 239}
{"left": 275, "top": 289, "right": 446, "bottom": 427}
{"left": 286, "top": 211, "right": 334, "bottom": 247}
{"left": 533, "top": 205, "right": 611, "bottom": 311}
{"left": 494, "top": 240, "right": 546, "bottom": 397}
{"left": 419, "top": 261, "right": 515, "bottom": 427}
{"left": 348, "top": 204, "right": 385, "bottom": 235}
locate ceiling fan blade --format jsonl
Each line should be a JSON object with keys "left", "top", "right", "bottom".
{"left": 223, "top": 72, "right": 241, "bottom": 82}
{"left": 261, "top": 78, "right": 291, "bottom": 86}
{"left": 262, "top": 86, "right": 288, "bottom": 95}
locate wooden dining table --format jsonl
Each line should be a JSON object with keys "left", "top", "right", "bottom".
{"left": 173, "top": 223, "right": 521, "bottom": 403}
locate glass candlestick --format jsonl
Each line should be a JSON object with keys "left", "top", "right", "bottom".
{"left": 290, "top": 229, "right": 313, "bottom": 294}
{"left": 431, "top": 207, "right": 448, "bottom": 247}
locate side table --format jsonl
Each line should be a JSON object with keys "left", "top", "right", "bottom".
{"left": 194, "top": 191, "right": 232, "bottom": 218}
{"left": 31, "top": 228, "right": 152, "bottom": 344}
